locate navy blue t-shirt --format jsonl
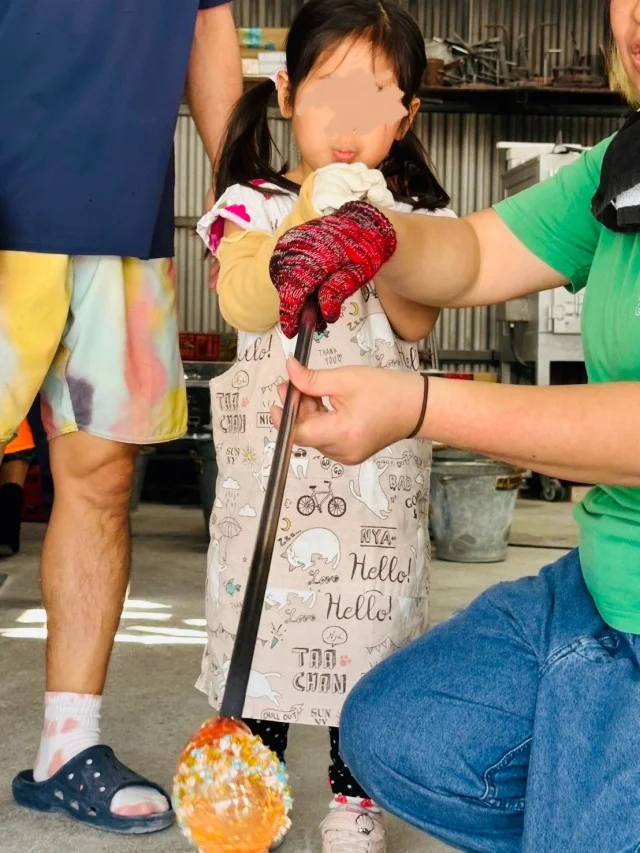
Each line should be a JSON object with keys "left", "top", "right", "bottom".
{"left": 0, "top": 0, "right": 231, "bottom": 259}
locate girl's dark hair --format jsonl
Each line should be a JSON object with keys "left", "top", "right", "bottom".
{"left": 215, "top": 0, "right": 450, "bottom": 211}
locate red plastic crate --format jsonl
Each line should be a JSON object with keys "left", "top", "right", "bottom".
{"left": 22, "top": 466, "right": 50, "bottom": 523}
{"left": 179, "top": 333, "right": 237, "bottom": 363}
{"left": 444, "top": 372, "right": 474, "bottom": 380}
{"left": 180, "top": 333, "right": 221, "bottom": 362}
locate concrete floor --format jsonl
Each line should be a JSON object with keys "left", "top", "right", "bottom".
{"left": 0, "top": 493, "right": 581, "bottom": 853}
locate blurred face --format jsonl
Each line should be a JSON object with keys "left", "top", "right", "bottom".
{"left": 610, "top": 0, "right": 640, "bottom": 105}
{"left": 277, "top": 37, "right": 420, "bottom": 180}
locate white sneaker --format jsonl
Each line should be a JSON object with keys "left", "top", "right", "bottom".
{"left": 321, "top": 805, "right": 387, "bottom": 853}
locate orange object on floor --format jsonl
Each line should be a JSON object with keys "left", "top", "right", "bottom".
{"left": 5, "top": 419, "right": 35, "bottom": 455}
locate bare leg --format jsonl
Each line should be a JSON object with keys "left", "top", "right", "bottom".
{"left": 43, "top": 432, "right": 136, "bottom": 694}
{"left": 0, "top": 458, "right": 30, "bottom": 487}
{"left": 37, "top": 432, "right": 168, "bottom": 818}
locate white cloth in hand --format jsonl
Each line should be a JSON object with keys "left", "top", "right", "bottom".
{"left": 312, "top": 163, "right": 394, "bottom": 215}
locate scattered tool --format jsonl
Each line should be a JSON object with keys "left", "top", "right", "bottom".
{"left": 551, "top": 31, "right": 606, "bottom": 88}
{"left": 431, "top": 22, "right": 606, "bottom": 90}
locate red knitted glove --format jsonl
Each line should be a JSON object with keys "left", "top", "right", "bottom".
{"left": 269, "top": 200, "right": 397, "bottom": 338}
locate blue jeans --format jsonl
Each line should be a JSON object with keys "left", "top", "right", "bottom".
{"left": 340, "top": 551, "right": 640, "bottom": 853}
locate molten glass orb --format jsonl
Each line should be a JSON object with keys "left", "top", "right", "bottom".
{"left": 173, "top": 717, "right": 292, "bottom": 853}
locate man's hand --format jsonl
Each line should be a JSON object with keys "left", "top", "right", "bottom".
{"left": 270, "top": 359, "right": 423, "bottom": 465}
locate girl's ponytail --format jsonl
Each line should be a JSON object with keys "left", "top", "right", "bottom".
{"left": 215, "top": 80, "right": 299, "bottom": 199}
{"left": 381, "top": 129, "right": 451, "bottom": 212}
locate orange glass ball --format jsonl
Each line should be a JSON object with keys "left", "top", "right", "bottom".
{"left": 173, "top": 717, "right": 292, "bottom": 853}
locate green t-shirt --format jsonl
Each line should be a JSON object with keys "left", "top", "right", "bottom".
{"left": 494, "top": 136, "right": 640, "bottom": 633}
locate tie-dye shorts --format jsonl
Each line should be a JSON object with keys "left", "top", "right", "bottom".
{"left": 0, "top": 252, "right": 187, "bottom": 445}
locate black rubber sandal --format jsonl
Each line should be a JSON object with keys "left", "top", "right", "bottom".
{"left": 12, "top": 744, "right": 175, "bottom": 834}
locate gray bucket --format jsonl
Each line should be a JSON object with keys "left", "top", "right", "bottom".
{"left": 430, "top": 450, "right": 524, "bottom": 563}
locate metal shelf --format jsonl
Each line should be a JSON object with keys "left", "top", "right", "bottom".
{"left": 437, "top": 349, "right": 499, "bottom": 363}
{"left": 419, "top": 84, "right": 629, "bottom": 116}
{"left": 190, "top": 83, "right": 630, "bottom": 119}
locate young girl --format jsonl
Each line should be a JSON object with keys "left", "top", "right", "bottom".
{"left": 196, "top": 2, "right": 455, "bottom": 849}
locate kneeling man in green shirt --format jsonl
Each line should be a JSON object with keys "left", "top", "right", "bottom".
{"left": 267, "top": 3, "right": 640, "bottom": 850}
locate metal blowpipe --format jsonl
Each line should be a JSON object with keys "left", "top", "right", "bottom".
{"left": 220, "top": 293, "right": 319, "bottom": 719}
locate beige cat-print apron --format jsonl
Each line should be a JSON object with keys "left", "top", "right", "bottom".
{"left": 196, "top": 183, "right": 445, "bottom": 726}
{"left": 197, "top": 291, "right": 431, "bottom": 728}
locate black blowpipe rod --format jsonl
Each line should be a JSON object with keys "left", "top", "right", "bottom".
{"left": 220, "top": 293, "right": 319, "bottom": 719}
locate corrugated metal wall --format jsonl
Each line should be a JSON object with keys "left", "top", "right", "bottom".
{"left": 416, "top": 111, "right": 620, "bottom": 356}
{"left": 175, "top": 0, "right": 618, "bottom": 364}
{"left": 232, "top": 0, "right": 608, "bottom": 71}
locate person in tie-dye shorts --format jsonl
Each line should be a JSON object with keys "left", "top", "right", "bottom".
{"left": 0, "top": 255, "right": 186, "bottom": 449}
{"left": 0, "top": 252, "right": 188, "bottom": 821}
{"left": 1, "top": 0, "right": 241, "bottom": 835}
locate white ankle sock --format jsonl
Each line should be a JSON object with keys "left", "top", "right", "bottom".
{"left": 34, "top": 692, "right": 168, "bottom": 817}
{"left": 34, "top": 693, "right": 101, "bottom": 781}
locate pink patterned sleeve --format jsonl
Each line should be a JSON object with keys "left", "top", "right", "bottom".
{"left": 196, "top": 185, "right": 274, "bottom": 256}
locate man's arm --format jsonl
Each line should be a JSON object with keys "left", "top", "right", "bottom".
{"left": 375, "top": 145, "right": 605, "bottom": 310}
{"left": 186, "top": 2, "right": 243, "bottom": 171}
{"left": 375, "top": 278, "right": 440, "bottom": 342}
{"left": 377, "top": 208, "right": 565, "bottom": 309}
{"left": 273, "top": 362, "right": 640, "bottom": 488}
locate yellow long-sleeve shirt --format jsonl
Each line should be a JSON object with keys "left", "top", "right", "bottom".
{"left": 215, "top": 177, "right": 319, "bottom": 333}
